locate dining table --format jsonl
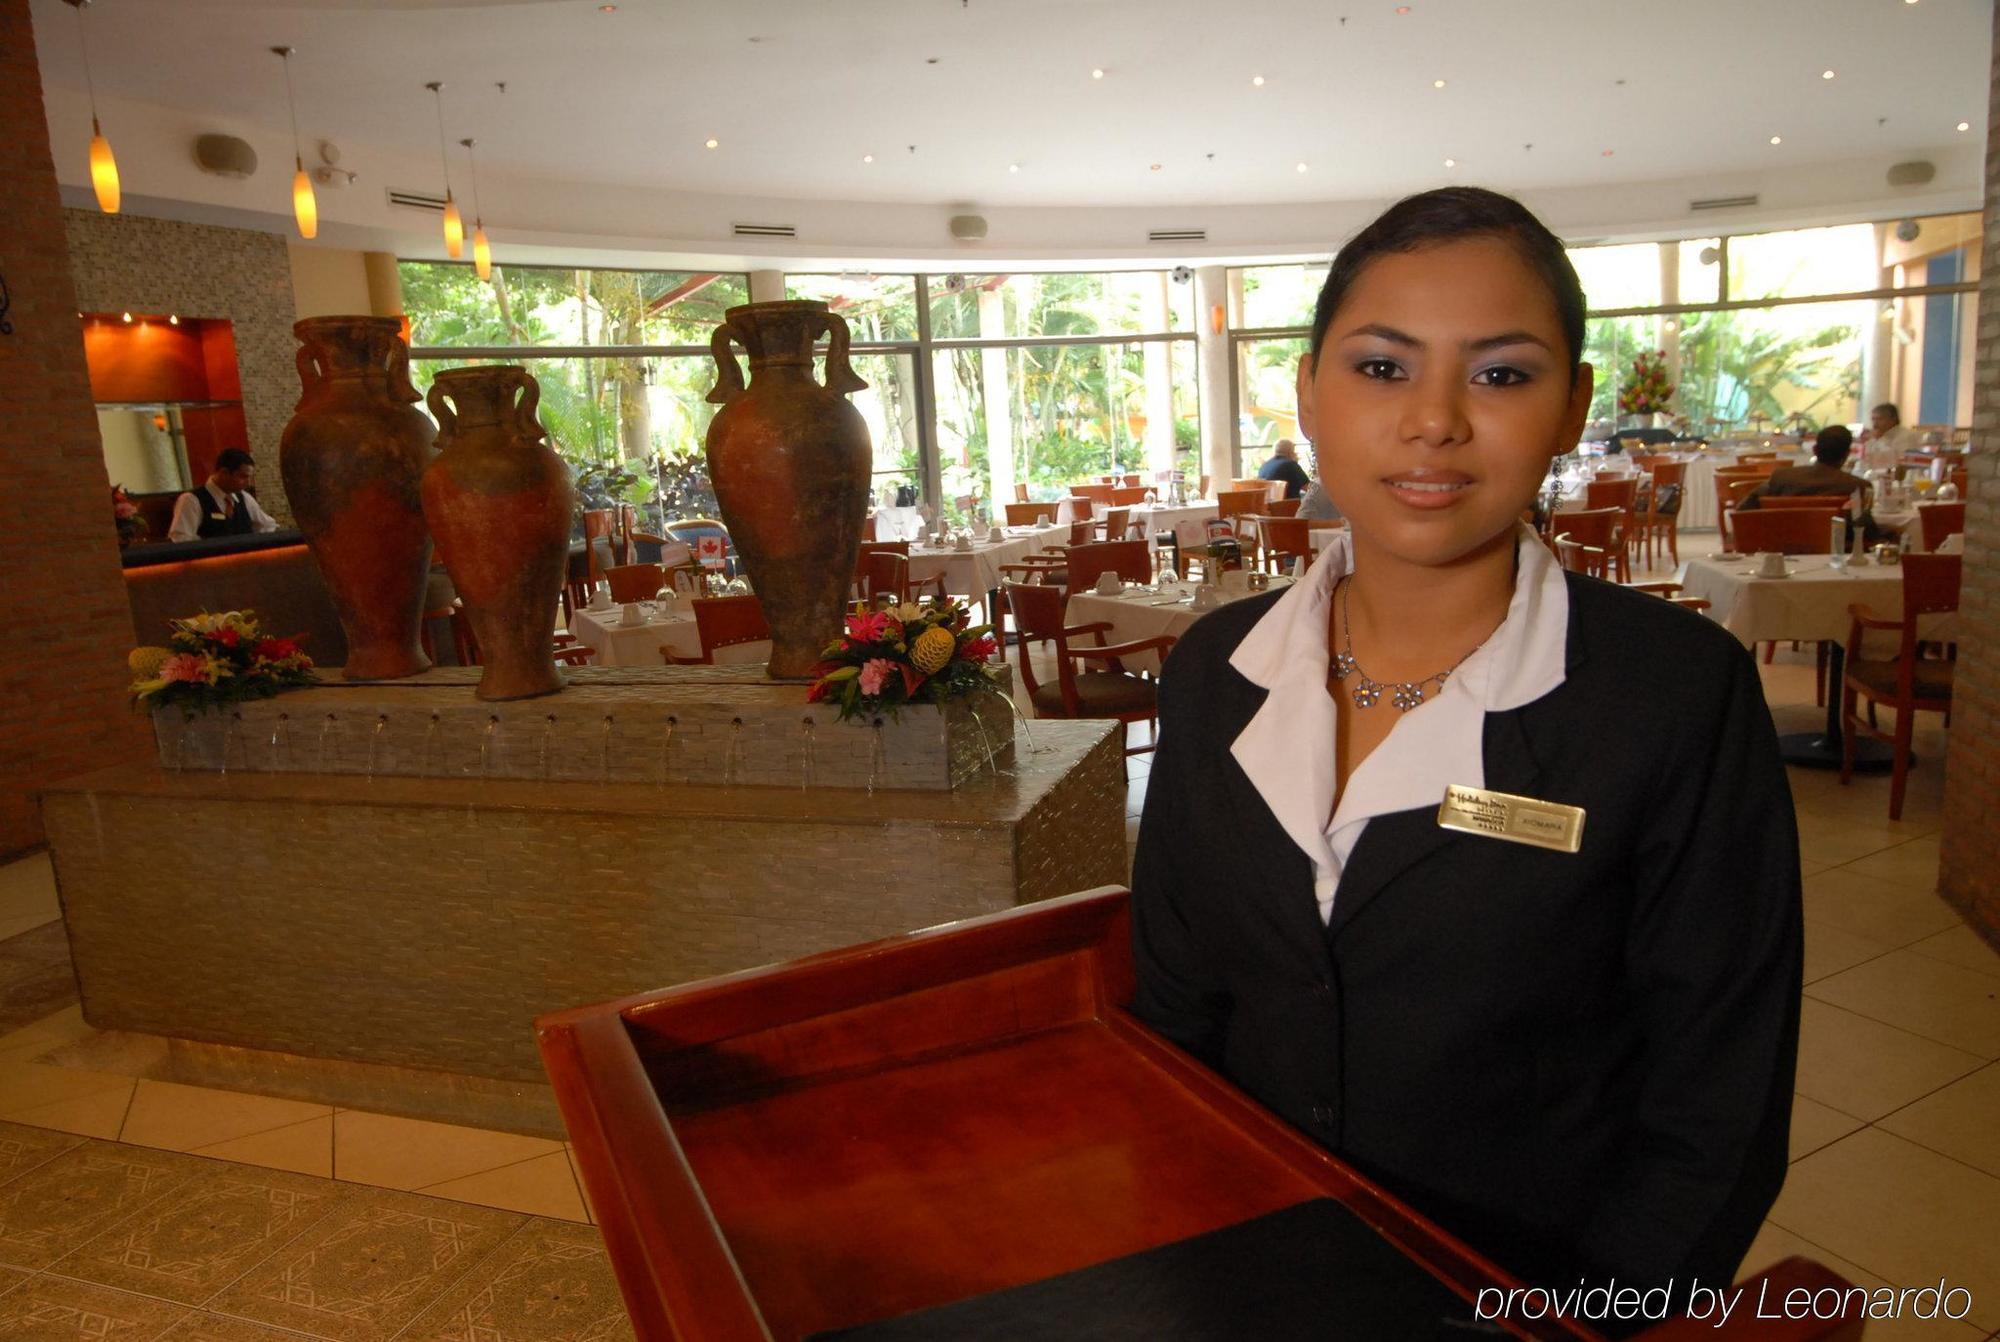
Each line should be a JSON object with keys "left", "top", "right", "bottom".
{"left": 1063, "top": 576, "right": 1294, "bottom": 675}
{"left": 907, "top": 523, "right": 1070, "bottom": 610}
{"left": 568, "top": 599, "right": 771, "bottom": 668}
{"left": 1678, "top": 552, "right": 1958, "bottom": 771}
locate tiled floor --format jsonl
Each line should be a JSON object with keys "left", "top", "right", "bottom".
{"left": 1, "top": 545, "right": 1994, "bottom": 1338}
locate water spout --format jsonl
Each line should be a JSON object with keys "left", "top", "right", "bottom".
{"left": 724, "top": 718, "right": 744, "bottom": 787}
{"left": 316, "top": 713, "right": 340, "bottom": 772}
{"left": 365, "top": 713, "right": 388, "bottom": 780}
{"left": 800, "top": 717, "right": 817, "bottom": 789}
{"left": 538, "top": 714, "right": 556, "bottom": 781}
{"left": 599, "top": 714, "right": 614, "bottom": 782}
{"left": 866, "top": 717, "right": 887, "bottom": 794}
{"left": 421, "top": 713, "right": 442, "bottom": 777}
{"left": 479, "top": 715, "right": 499, "bottom": 779}
{"left": 268, "top": 713, "right": 291, "bottom": 771}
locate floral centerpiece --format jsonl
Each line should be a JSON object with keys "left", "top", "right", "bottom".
{"left": 112, "top": 484, "right": 147, "bottom": 548}
{"left": 1617, "top": 349, "right": 1675, "bottom": 418}
{"left": 128, "top": 610, "right": 317, "bottom": 716}
{"left": 807, "top": 600, "right": 1000, "bottom": 721}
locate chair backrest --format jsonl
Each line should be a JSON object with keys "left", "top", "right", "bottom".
{"left": 1006, "top": 501, "right": 1057, "bottom": 526}
{"left": 1918, "top": 501, "right": 1966, "bottom": 552}
{"left": 1066, "top": 519, "right": 1096, "bottom": 548}
{"left": 1552, "top": 506, "right": 1621, "bottom": 551}
{"left": 1735, "top": 451, "right": 1781, "bottom": 464}
{"left": 1584, "top": 477, "right": 1639, "bottom": 513}
{"left": 1265, "top": 498, "right": 1302, "bottom": 518}
{"left": 691, "top": 595, "right": 770, "bottom": 657}
{"left": 855, "top": 540, "right": 910, "bottom": 591}
{"left": 1948, "top": 468, "right": 1968, "bottom": 496}
{"left": 1902, "top": 553, "right": 1962, "bottom": 618}
{"left": 1216, "top": 488, "right": 1266, "bottom": 523}
{"left": 1714, "top": 477, "right": 1763, "bottom": 546}
{"left": 1731, "top": 460, "right": 1783, "bottom": 477}
{"left": 605, "top": 563, "right": 664, "bottom": 604}
{"left": 1065, "top": 540, "right": 1152, "bottom": 592}
{"left": 1646, "top": 459, "right": 1687, "bottom": 487}
{"left": 1001, "top": 582, "right": 1066, "bottom": 704}
{"left": 1262, "top": 517, "right": 1311, "bottom": 558}
{"left": 860, "top": 514, "right": 877, "bottom": 542}
{"left": 1730, "top": 507, "right": 1838, "bottom": 555}
{"left": 1229, "top": 477, "right": 1265, "bottom": 494}
{"left": 1197, "top": 474, "right": 1212, "bottom": 498}
{"left": 1756, "top": 494, "right": 1846, "bottom": 510}
{"left": 1121, "top": 474, "right": 1142, "bottom": 488}
{"left": 1109, "top": 486, "right": 1151, "bottom": 507}
{"left": 861, "top": 547, "right": 914, "bottom": 604}
{"left": 1073, "top": 483, "right": 1119, "bottom": 506}
{"left": 1552, "top": 535, "right": 1604, "bottom": 577}
{"left": 1101, "top": 507, "right": 1132, "bottom": 542}
{"left": 1014, "top": 482, "right": 1030, "bottom": 503}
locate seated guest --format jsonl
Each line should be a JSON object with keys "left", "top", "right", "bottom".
{"left": 1299, "top": 478, "right": 1342, "bottom": 520}
{"left": 168, "top": 449, "right": 280, "bottom": 543}
{"left": 1858, "top": 401, "right": 1916, "bottom": 474}
{"left": 1742, "top": 425, "right": 1881, "bottom": 542}
{"left": 1256, "top": 438, "right": 1313, "bottom": 499}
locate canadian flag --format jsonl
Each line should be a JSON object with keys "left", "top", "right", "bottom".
{"left": 697, "top": 535, "right": 726, "bottom": 569}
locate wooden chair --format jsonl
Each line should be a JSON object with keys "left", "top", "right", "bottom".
{"left": 853, "top": 542, "right": 908, "bottom": 606}
{"left": 1260, "top": 517, "right": 1312, "bottom": 574}
{"left": 1553, "top": 534, "right": 1612, "bottom": 579}
{"left": 1636, "top": 459, "right": 1686, "bottom": 567}
{"left": 1215, "top": 489, "right": 1269, "bottom": 565}
{"left": 1002, "top": 581, "right": 1174, "bottom": 759}
{"left": 1264, "top": 498, "right": 1302, "bottom": 518}
{"left": 1108, "top": 486, "right": 1151, "bottom": 507}
{"left": 1730, "top": 508, "right": 1840, "bottom": 556}
{"left": 1014, "top": 482, "right": 1030, "bottom": 504}
{"left": 1734, "top": 451, "right": 1782, "bottom": 465}
{"left": 660, "top": 595, "right": 771, "bottom": 666}
{"left": 998, "top": 520, "right": 1095, "bottom": 591}
{"left": 1840, "top": 554, "right": 1961, "bottom": 819}
{"left": 1073, "top": 483, "right": 1119, "bottom": 508}
{"left": 1918, "top": 502, "right": 1966, "bottom": 553}
{"left": 1583, "top": 478, "right": 1639, "bottom": 575}
{"left": 581, "top": 508, "right": 632, "bottom": 581}
{"left": 605, "top": 563, "right": 665, "bottom": 604}
{"left": 861, "top": 549, "right": 947, "bottom": 609}
{"left": 1099, "top": 507, "right": 1133, "bottom": 543}
{"left": 1947, "top": 467, "right": 1968, "bottom": 497}
{"left": 1713, "top": 475, "right": 1766, "bottom": 549}
{"left": 1006, "top": 501, "right": 1057, "bottom": 527}
{"left": 1064, "top": 540, "right": 1153, "bottom": 594}
{"left": 1623, "top": 580, "right": 1710, "bottom": 612}
{"left": 1120, "top": 474, "right": 1142, "bottom": 488}
{"left": 1549, "top": 507, "right": 1625, "bottom": 580}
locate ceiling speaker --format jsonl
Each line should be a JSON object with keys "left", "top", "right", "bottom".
{"left": 1886, "top": 160, "right": 1936, "bottom": 188}
{"left": 949, "top": 214, "right": 988, "bottom": 240}
{"left": 1895, "top": 219, "right": 1922, "bottom": 243}
{"left": 193, "top": 134, "right": 259, "bottom": 179}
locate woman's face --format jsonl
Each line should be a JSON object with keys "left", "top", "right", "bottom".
{"left": 1296, "top": 236, "right": 1592, "bottom": 569}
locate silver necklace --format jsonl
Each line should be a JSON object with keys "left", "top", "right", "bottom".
{"left": 1331, "top": 577, "right": 1480, "bottom": 712}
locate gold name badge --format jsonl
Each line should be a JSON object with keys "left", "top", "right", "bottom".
{"left": 1437, "top": 785, "right": 1585, "bottom": 854}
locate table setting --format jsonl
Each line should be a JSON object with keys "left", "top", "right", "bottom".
{"left": 567, "top": 587, "right": 770, "bottom": 667}
{"left": 1064, "top": 569, "right": 1294, "bottom": 675}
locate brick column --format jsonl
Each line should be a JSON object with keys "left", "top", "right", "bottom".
{"left": 1939, "top": 3, "right": 2000, "bottom": 942}
{"left": 0, "top": 0, "right": 152, "bottom": 857}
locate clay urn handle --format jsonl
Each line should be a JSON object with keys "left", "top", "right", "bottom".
{"left": 502, "top": 366, "right": 547, "bottom": 443}
{"left": 707, "top": 318, "right": 746, "bottom": 406}
{"left": 817, "top": 309, "right": 868, "bottom": 396}
{"left": 424, "top": 378, "right": 459, "bottom": 440}
{"left": 295, "top": 342, "right": 327, "bottom": 407}
{"left": 383, "top": 332, "right": 421, "bottom": 404}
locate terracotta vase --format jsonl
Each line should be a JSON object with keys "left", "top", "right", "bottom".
{"left": 421, "top": 366, "right": 573, "bottom": 701}
{"left": 279, "top": 317, "right": 435, "bottom": 680}
{"left": 705, "top": 300, "right": 873, "bottom": 680}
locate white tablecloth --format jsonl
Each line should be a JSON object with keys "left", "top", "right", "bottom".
{"left": 1680, "top": 555, "right": 1959, "bottom": 649}
{"left": 569, "top": 604, "right": 770, "bottom": 667}
{"left": 908, "top": 524, "right": 1068, "bottom": 596}
{"left": 1064, "top": 577, "right": 1293, "bottom": 675}
{"left": 1123, "top": 502, "right": 1219, "bottom": 549}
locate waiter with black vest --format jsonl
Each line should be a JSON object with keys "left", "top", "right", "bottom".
{"left": 167, "top": 448, "right": 280, "bottom": 542}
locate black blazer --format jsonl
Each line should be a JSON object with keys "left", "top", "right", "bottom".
{"left": 1131, "top": 572, "right": 1801, "bottom": 1302}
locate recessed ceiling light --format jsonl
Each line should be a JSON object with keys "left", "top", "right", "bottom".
{"left": 168, "top": 313, "right": 179, "bottom": 325}
{"left": 1769, "top": 135, "right": 1783, "bottom": 145}
{"left": 1251, "top": 75, "right": 1265, "bottom": 86}
{"left": 1601, "top": 149, "right": 1615, "bottom": 157}
{"left": 1904, "top": 0, "right": 1918, "bottom": 5}
{"left": 1443, "top": 158, "right": 1456, "bottom": 168}
{"left": 1091, "top": 67, "right": 1105, "bottom": 80}
{"left": 1395, "top": 4, "right": 1411, "bottom": 11}
{"left": 597, "top": 3, "right": 615, "bottom": 11}
{"left": 1295, "top": 161, "right": 1308, "bottom": 173}
{"left": 705, "top": 138, "right": 719, "bottom": 149}
{"left": 1822, "top": 69, "right": 1835, "bottom": 80}
{"left": 121, "top": 312, "right": 132, "bottom": 322}
{"left": 1958, "top": 121, "right": 1972, "bottom": 132}
{"left": 862, "top": 153, "right": 874, "bottom": 163}
{"left": 1432, "top": 79, "right": 1446, "bottom": 89}
{"left": 1008, "top": 162, "right": 1020, "bottom": 173}
{"left": 1150, "top": 163, "right": 1163, "bottom": 172}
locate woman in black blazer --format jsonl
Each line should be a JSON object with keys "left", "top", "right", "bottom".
{"left": 1131, "top": 189, "right": 1800, "bottom": 1320}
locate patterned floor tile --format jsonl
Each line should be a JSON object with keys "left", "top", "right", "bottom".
{"left": 159, "top": 1313, "right": 328, "bottom": 1340}
{"left": 398, "top": 1220, "right": 633, "bottom": 1342}
{"left": 54, "top": 1162, "right": 349, "bottom": 1307}
{"left": 0, "top": 1273, "right": 190, "bottom": 1338}
{"left": 204, "top": 1190, "right": 521, "bottom": 1342}
{"left": 0, "top": 1144, "right": 199, "bottom": 1272}
{"left": 0, "top": 1125, "right": 84, "bottom": 1190}
{"left": 0, "top": 1268, "right": 23, "bottom": 1300}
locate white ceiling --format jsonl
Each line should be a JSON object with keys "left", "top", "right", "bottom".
{"left": 31, "top": 0, "right": 1993, "bottom": 214}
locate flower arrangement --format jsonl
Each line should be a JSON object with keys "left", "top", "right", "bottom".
{"left": 1617, "top": 350, "right": 1676, "bottom": 417}
{"left": 128, "top": 610, "right": 317, "bottom": 716}
{"left": 112, "top": 485, "right": 148, "bottom": 548}
{"left": 807, "top": 600, "right": 1000, "bottom": 721}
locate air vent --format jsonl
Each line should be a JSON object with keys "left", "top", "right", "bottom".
{"left": 1690, "top": 194, "right": 1758, "bottom": 212}
{"left": 387, "top": 187, "right": 447, "bottom": 213}
{"left": 733, "top": 222, "right": 797, "bottom": 239}
{"left": 1149, "top": 228, "right": 1207, "bottom": 243}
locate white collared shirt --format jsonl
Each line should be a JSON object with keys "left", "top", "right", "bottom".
{"left": 1227, "top": 522, "right": 1569, "bottom": 922}
{"left": 168, "top": 484, "right": 280, "bottom": 542}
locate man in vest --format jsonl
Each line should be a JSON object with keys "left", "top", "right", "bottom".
{"left": 168, "top": 449, "right": 279, "bottom": 542}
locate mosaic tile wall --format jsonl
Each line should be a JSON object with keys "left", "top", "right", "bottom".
{"left": 64, "top": 208, "right": 300, "bottom": 526}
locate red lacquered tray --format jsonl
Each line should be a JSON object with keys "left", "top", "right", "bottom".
{"left": 536, "top": 887, "right": 1861, "bottom": 1342}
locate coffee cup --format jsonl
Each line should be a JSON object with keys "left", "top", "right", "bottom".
{"left": 1094, "top": 571, "right": 1122, "bottom": 595}
{"left": 953, "top": 535, "right": 973, "bottom": 552}
{"left": 619, "top": 602, "right": 645, "bottom": 627}
{"left": 1755, "top": 552, "right": 1787, "bottom": 578}
{"left": 988, "top": 526, "right": 1005, "bottom": 543}
{"left": 588, "top": 585, "right": 613, "bottom": 611}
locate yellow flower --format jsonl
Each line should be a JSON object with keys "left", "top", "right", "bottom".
{"left": 911, "top": 625, "right": 955, "bottom": 675}
{"left": 200, "top": 654, "right": 233, "bottom": 684}
{"left": 128, "top": 646, "right": 172, "bottom": 679}
{"left": 893, "top": 602, "right": 926, "bottom": 623}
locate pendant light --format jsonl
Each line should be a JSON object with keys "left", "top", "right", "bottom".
{"left": 62, "top": 0, "right": 119, "bottom": 214}
{"left": 426, "top": 81, "right": 463, "bottom": 258}
{"left": 460, "top": 138, "right": 492, "bottom": 280}
{"left": 272, "top": 47, "right": 317, "bottom": 240}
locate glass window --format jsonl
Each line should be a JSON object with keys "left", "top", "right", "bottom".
{"left": 844, "top": 351, "right": 924, "bottom": 489}
{"left": 1233, "top": 336, "right": 1308, "bottom": 459}
{"left": 1566, "top": 239, "right": 1720, "bottom": 311}
{"left": 400, "top": 262, "right": 747, "bottom": 348}
{"left": 1672, "top": 302, "right": 1867, "bottom": 433}
{"left": 784, "top": 273, "right": 920, "bottom": 343}
{"left": 1232, "top": 262, "right": 1329, "bottom": 330}
{"left": 926, "top": 270, "right": 1192, "bottom": 340}
{"left": 1725, "top": 224, "right": 1878, "bottom": 303}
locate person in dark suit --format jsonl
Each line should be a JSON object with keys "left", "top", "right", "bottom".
{"left": 1257, "top": 439, "right": 1313, "bottom": 499}
{"left": 1740, "top": 425, "right": 1881, "bottom": 543}
{"left": 1132, "top": 187, "right": 1799, "bottom": 1328}
{"left": 167, "top": 448, "right": 280, "bottom": 542}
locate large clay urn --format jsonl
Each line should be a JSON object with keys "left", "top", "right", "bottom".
{"left": 279, "top": 317, "right": 434, "bottom": 681}
{"left": 705, "top": 300, "right": 873, "bottom": 680}
{"left": 421, "top": 366, "right": 573, "bottom": 701}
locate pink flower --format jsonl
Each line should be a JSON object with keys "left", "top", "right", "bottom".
{"left": 158, "top": 653, "right": 206, "bottom": 684}
{"left": 846, "top": 611, "right": 890, "bottom": 642}
{"left": 858, "top": 658, "right": 899, "bottom": 696}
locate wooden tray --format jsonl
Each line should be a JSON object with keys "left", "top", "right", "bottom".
{"left": 537, "top": 888, "right": 1861, "bottom": 1342}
